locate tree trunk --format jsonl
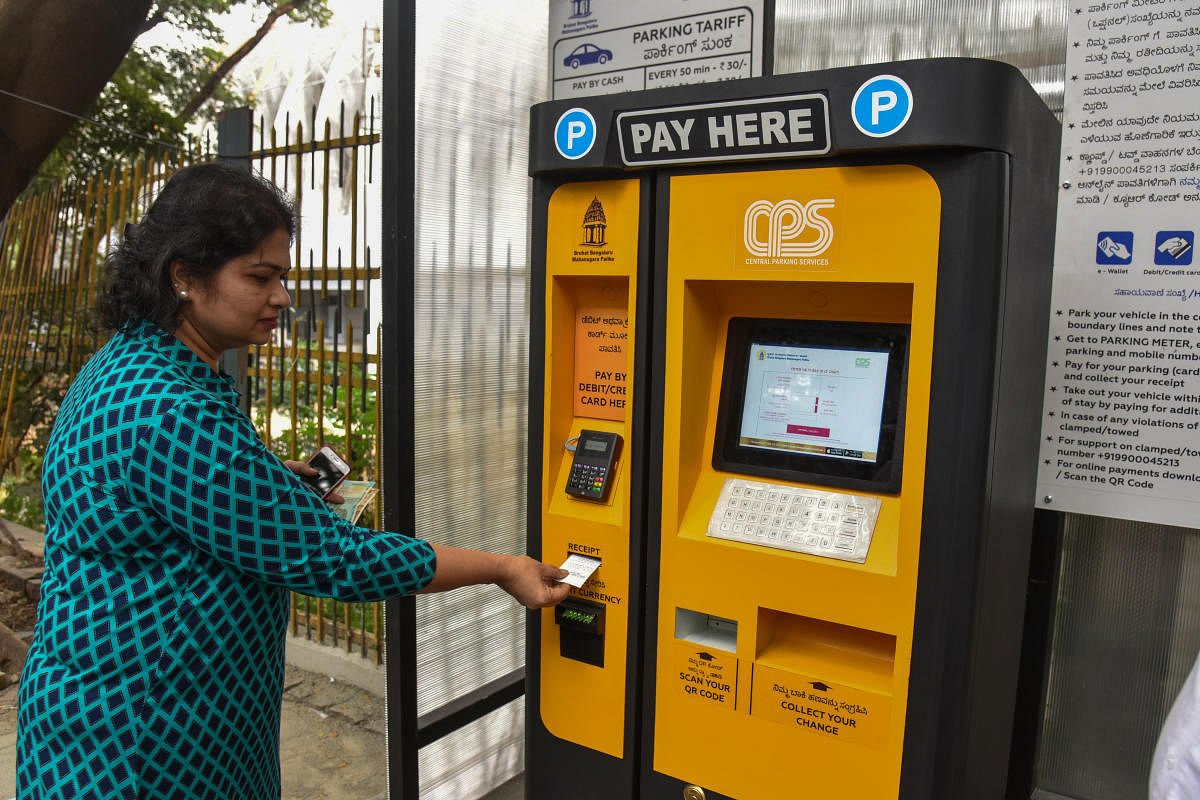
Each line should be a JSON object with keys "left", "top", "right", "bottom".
{"left": 0, "top": 0, "right": 153, "bottom": 221}
{"left": 178, "top": 0, "right": 309, "bottom": 123}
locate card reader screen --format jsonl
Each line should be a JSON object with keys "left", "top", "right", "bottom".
{"left": 583, "top": 438, "right": 610, "bottom": 453}
{"left": 739, "top": 342, "right": 890, "bottom": 464}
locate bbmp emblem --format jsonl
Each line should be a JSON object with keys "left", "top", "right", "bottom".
{"left": 743, "top": 199, "right": 835, "bottom": 258}
{"left": 581, "top": 196, "right": 607, "bottom": 246}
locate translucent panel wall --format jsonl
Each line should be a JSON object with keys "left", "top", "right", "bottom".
{"left": 775, "top": 0, "right": 1068, "bottom": 115}
{"left": 411, "top": 0, "right": 546, "bottom": 796}
{"left": 1035, "top": 518, "right": 1200, "bottom": 799}
{"left": 399, "top": 3, "right": 1191, "bottom": 798}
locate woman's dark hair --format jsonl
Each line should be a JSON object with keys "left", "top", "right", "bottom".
{"left": 95, "top": 162, "right": 295, "bottom": 331}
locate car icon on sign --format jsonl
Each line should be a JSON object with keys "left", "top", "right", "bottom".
{"left": 564, "top": 43, "right": 613, "bottom": 68}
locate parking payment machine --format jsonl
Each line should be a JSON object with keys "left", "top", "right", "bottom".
{"left": 527, "top": 59, "right": 1059, "bottom": 799}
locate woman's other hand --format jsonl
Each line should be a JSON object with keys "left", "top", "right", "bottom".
{"left": 498, "top": 556, "right": 570, "bottom": 609}
{"left": 283, "top": 459, "right": 345, "bottom": 505}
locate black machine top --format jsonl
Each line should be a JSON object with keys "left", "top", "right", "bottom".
{"left": 529, "top": 57, "right": 1059, "bottom": 176}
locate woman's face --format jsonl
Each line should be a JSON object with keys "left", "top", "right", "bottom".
{"left": 173, "top": 227, "right": 292, "bottom": 360}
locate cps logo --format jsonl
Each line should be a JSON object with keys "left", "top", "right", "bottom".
{"left": 743, "top": 199, "right": 835, "bottom": 258}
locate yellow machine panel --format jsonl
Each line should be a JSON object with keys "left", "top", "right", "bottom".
{"left": 653, "top": 165, "right": 941, "bottom": 798}
{"left": 538, "top": 178, "right": 641, "bottom": 757}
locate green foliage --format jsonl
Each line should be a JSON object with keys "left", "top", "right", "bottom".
{"left": 252, "top": 359, "right": 376, "bottom": 472}
{"left": 32, "top": 0, "right": 332, "bottom": 191}
{"left": 0, "top": 365, "right": 73, "bottom": 530}
{"left": 35, "top": 50, "right": 193, "bottom": 187}
{"left": 250, "top": 354, "right": 379, "bottom": 527}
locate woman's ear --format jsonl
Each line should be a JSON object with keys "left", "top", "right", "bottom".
{"left": 169, "top": 260, "right": 188, "bottom": 293}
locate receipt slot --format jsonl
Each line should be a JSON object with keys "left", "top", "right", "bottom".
{"left": 527, "top": 59, "right": 1058, "bottom": 800}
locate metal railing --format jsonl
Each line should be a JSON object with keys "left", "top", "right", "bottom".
{"left": 0, "top": 155, "right": 190, "bottom": 482}
{"left": 238, "top": 103, "right": 388, "bottom": 663}
{"left": 0, "top": 104, "right": 388, "bottom": 663}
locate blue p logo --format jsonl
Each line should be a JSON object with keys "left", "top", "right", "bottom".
{"left": 851, "top": 75, "right": 913, "bottom": 138}
{"left": 555, "top": 108, "right": 597, "bottom": 160}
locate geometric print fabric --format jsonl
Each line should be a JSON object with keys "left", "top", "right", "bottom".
{"left": 18, "top": 319, "right": 436, "bottom": 799}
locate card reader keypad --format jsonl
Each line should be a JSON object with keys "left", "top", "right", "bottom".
{"left": 706, "top": 478, "right": 882, "bottom": 563}
{"left": 567, "top": 463, "right": 609, "bottom": 498}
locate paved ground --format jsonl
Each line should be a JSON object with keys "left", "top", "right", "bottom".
{"left": 0, "top": 665, "right": 523, "bottom": 800}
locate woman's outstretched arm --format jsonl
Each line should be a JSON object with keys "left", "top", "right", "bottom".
{"left": 421, "top": 544, "right": 570, "bottom": 609}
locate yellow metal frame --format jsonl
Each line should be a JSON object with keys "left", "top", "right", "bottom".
{"left": 538, "top": 178, "right": 642, "bottom": 757}
{"left": 652, "top": 165, "right": 941, "bottom": 798}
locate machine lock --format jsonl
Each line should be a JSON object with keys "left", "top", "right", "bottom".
{"left": 554, "top": 597, "right": 606, "bottom": 667}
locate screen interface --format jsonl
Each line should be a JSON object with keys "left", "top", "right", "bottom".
{"left": 738, "top": 343, "right": 890, "bottom": 464}
{"left": 713, "top": 317, "right": 909, "bottom": 493}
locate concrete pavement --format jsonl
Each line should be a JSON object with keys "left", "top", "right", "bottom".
{"left": 0, "top": 516, "right": 524, "bottom": 799}
{"left": 1, "top": 662, "right": 523, "bottom": 800}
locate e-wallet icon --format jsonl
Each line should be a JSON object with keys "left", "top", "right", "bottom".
{"left": 1096, "top": 231, "right": 1133, "bottom": 265}
{"left": 1155, "top": 231, "right": 1193, "bottom": 266}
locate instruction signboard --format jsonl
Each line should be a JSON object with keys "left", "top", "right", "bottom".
{"left": 1036, "top": 0, "right": 1200, "bottom": 527}
{"left": 750, "top": 664, "right": 889, "bottom": 748}
{"left": 549, "top": 0, "right": 766, "bottom": 100}
{"left": 672, "top": 643, "right": 738, "bottom": 709}
{"left": 574, "top": 308, "right": 629, "bottom": 420}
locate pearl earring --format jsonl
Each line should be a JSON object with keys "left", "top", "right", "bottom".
{"left": 178, "top": 289, "right": 188, "bottom": 299}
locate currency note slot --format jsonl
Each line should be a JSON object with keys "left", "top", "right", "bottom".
{"left": 555, "top": 597, "right": 607, "bottom": 667}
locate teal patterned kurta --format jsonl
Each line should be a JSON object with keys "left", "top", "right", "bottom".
{"left": 17, "top": 320, "right": 435, "bottom": 799}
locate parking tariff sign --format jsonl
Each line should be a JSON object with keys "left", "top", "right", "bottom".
{"left": 549, "top": 0, "right": 765, "bottom": 100}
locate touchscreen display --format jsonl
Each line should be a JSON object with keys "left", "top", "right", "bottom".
{"left": 739, "top": 343, "right": 890, "bottom": 464}
{"left": 713, "top": 317, "right": 909, "bottom": 493}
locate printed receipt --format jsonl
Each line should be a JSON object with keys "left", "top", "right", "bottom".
{"left": 557, "top": 554, "right": 601, "bottom": 588}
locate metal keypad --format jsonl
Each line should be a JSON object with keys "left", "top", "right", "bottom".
{"left": 707, "top": 477, "right": 882, "bottom": 563}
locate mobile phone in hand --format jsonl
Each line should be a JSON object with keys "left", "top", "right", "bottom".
{"left": 302, "top": 446, "right": 350, "bottom": 499}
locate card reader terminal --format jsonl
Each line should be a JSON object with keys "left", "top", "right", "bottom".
{"left": 566, "top": 430, "right": 622, "bottom": 502}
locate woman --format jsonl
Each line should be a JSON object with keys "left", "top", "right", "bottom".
{"left": 16, "top": 162, "right": 568, "bottom": 799}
